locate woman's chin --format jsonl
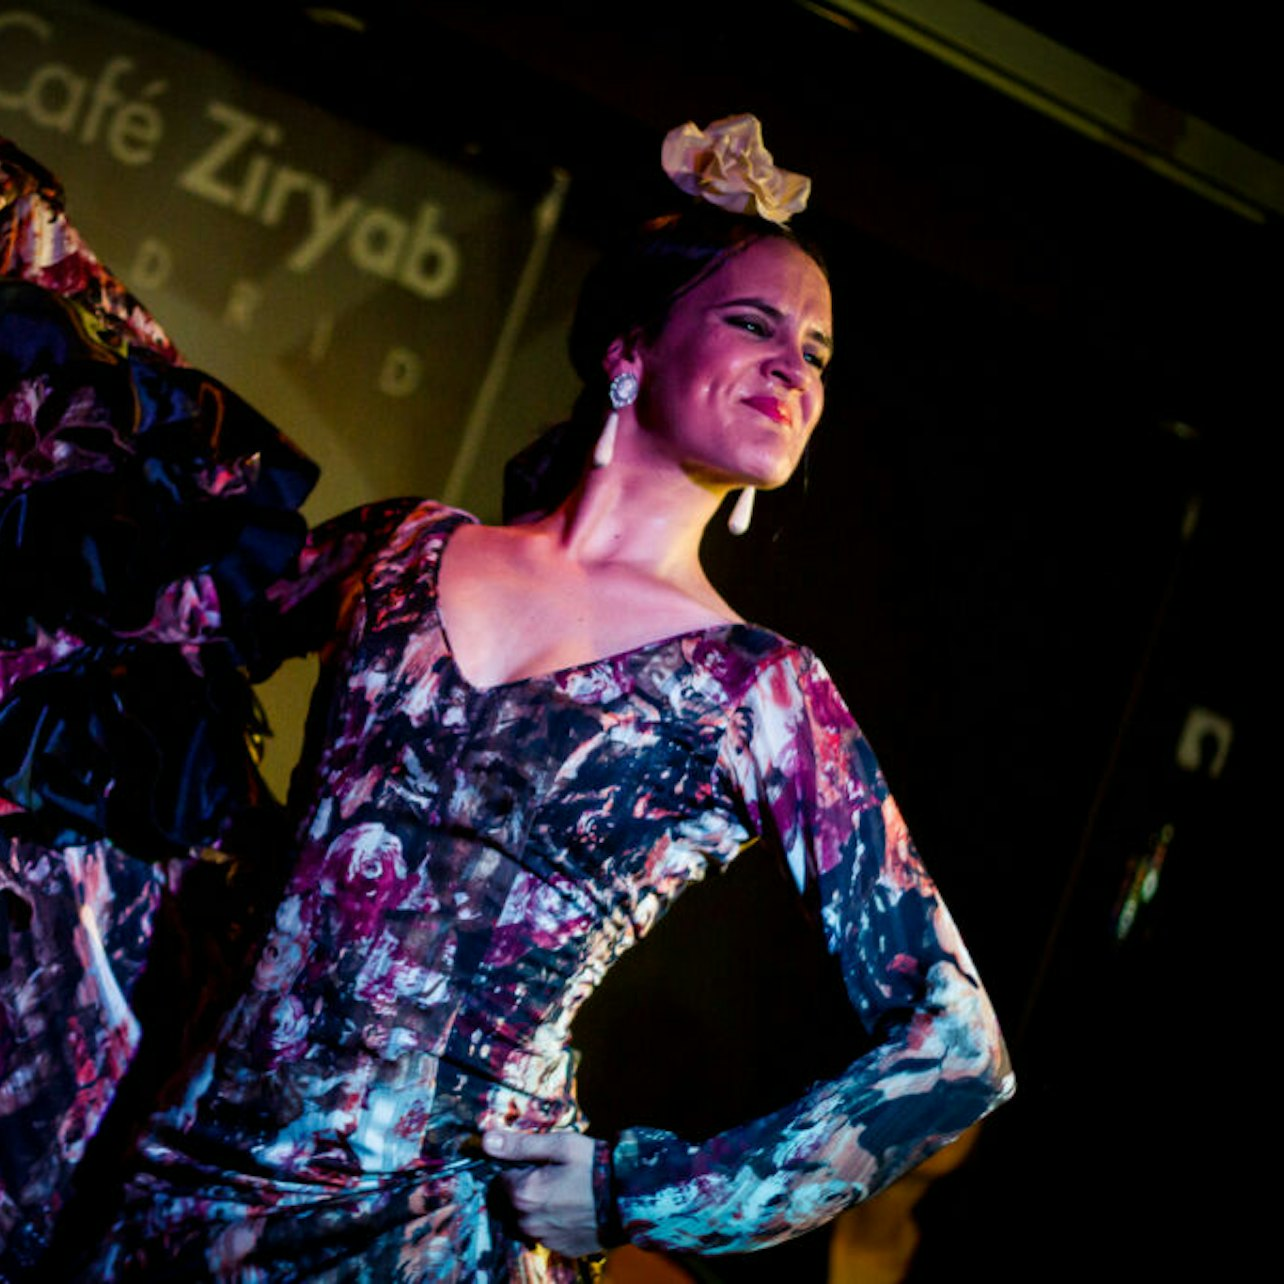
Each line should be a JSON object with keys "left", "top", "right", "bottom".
{"left": 686, "top": 451, "right": 798, "bottom": 493}
{"left": 748, "top": 460, "right": 802, "bottom": 492}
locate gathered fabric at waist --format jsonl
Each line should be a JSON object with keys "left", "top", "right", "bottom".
{"left": 95, "top": 1141, "right": 522, "bottom": 1283}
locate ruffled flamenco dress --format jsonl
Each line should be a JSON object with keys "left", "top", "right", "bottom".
{"left": 0, "top": 137, "right": 319, "bottom": 1276}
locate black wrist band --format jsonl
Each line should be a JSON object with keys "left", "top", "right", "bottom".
{"left": 591, "top": 1137, "right": 626, "bottom": 1248}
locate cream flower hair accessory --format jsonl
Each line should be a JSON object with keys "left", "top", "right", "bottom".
{"left": 661, "top": 114, "right": 811, "bottom": 224}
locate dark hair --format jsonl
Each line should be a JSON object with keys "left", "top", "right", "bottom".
{"left": 503, "top": 204, "right": 826, "bottom": 521}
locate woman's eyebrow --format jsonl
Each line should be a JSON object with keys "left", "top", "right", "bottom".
{"left": 717, "top": 295, "right": 780, "bottom": 317}
{"left": 716, "top": 296, "right": 834, "bottom": 351}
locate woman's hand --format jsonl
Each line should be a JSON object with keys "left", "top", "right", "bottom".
{"left": 483, "top": 1129, "right": 603, "bottom": 1258}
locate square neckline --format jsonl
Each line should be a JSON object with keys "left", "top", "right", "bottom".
{"left": 426, "top": 507, "right": 741, "bottom": 695}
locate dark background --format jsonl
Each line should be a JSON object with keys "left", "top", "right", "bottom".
{"left": 92, "top": 2, "right": 1278, "bottom": 1276}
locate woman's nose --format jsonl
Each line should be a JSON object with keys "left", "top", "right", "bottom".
{"left": 768, "top": 347, "right": 804, "bottom": 387}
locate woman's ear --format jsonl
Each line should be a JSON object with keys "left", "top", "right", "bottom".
{"left": 603, "top": 330, "right": 643, "bottom": 380}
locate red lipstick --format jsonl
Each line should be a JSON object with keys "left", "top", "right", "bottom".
{"left": 743, "top": 396, "right": 792, "bottom": 426}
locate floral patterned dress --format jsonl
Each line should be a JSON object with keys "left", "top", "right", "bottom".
{"left": 94, "top": 501, "right": 1014, "bottom": 1282}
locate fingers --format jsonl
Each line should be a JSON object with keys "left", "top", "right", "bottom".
{"left": 502, "top": 1160, "right": 552, "bottom": 1215}
{"left": 482, "top": 1129, "right": 577, "bottom": 1164}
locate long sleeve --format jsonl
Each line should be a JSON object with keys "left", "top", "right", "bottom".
{"left": 607, "top": 648, "right": 1014, "bottom": 1253}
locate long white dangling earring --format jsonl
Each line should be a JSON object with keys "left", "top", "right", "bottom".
{"left": 595, "top": 372, "right": 639, "bottom": 468}
{"left": 728, "top": 486, "right": 755, "bottom": 535}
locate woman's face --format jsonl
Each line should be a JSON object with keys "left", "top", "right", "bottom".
{"left": 627, "top": 236, "right": 832, "bottom": 490}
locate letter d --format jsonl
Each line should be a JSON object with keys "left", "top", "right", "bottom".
{"left": 378, "top": 347, "right": 422, "bottom": 397}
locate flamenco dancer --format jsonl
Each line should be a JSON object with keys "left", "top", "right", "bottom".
{"left": 2, "top": 117, "right": 1013, "bottom": 1281}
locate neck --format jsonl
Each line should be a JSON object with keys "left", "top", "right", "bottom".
{"left": 531, "top": 458, "right": 726, "bottom": 583}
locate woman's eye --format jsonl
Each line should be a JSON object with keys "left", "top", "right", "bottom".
{"left": 728, "top": 315, "right": 769, "bottom": 336}
{"left": 805, "top": 351, "right": 828, "bottom": 373}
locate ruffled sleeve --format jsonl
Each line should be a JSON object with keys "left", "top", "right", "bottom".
{"left": 605, "top": 648, "right": 1014, "bottom": 1253}
{"left": 0, "top": 137, "right": 321, "bottom": 859}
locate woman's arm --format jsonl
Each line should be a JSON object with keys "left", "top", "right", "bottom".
{"left": 600, "top": 648, "right": 1014, "bottom": 1254}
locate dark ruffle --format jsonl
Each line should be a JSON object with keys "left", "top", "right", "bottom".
{"left": 1, "top": 281, "right": 318, "bottom": 656}
{"left": 0, "top": 643, "right": 286, "bottom": 860}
